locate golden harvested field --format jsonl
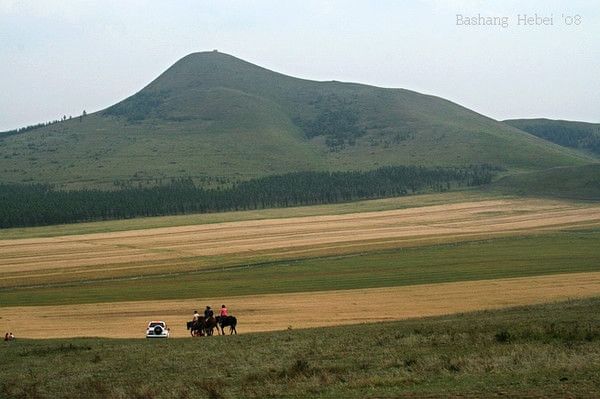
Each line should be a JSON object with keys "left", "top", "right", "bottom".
{"left": 2, "top": 198, "right": 600, "bottom": 287}
{"left": 2, "top": 196, "right": 600, "bottom": 340}
{"left": 2, "top": 271, "right": 600, "bottom": 338}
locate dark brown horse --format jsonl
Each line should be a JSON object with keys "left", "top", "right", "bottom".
{"left": 204, "top": 316, "right": 218, "bottom": 336}
{"left": 186, "top": 320, "right": 204, "bottom": 337}
{"left": 215, "top": 315, "right": 237, "bottom": 335}
{"left": 186, "top": 317, "right": 219, "bottom": 337}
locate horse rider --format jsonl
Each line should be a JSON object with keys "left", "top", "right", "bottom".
{"left": 220, "top": 304, "right": 228, "bottom": 318}
{"left": 204, "top": 306, "right": 214, "bottom": 321}
{"left": 193, "top": 310, "right": 201, "bottom": 322}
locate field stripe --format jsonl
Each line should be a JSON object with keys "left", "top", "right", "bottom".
{"left": 2, "top": 199, "right": 600, "bottom": 287}
{"left": 0, "top": 192, "right": 493, "bottom": 240}
{"left": 2, "top": 271, "right": 599, "bottom": 339}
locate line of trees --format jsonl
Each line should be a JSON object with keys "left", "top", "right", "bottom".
{"left": 0, "top": 111, "right": 87, "bottom": 139}
{"left": 0, "top": 121, "right": 60, "bottom": 139}
{"left": 0, "top": 165, "right": 497, "bottom": 228}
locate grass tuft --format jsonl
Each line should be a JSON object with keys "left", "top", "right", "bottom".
{"left": 495, "top": 329, "right": 511, "bottom": 343}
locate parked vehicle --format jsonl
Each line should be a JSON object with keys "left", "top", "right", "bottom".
{"left": 146, "top": 321, "right": 170, "bottom": 338}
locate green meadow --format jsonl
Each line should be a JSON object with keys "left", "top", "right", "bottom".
{"left": 2, "top": 298, "right": 600, "bottom": 398}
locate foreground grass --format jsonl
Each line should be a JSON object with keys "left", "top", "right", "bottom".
{"left": 2, "top": 230, "right": 599, "bottom": 307}
{"left": 2, "top": 298, "right": 600, "bottom": 398}
{"left": 0, "top": 191, "right": 499, "bottom": 240}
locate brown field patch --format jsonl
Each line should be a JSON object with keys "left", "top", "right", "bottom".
{"left": 1, "top": 198, "right": 600, "bottom": 287}
{"left": 2, "top": 272, "right": 599, "bottom": 339}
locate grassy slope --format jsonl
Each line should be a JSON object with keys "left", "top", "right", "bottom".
{"left": 2, "top": 298, "right": 600, "bottom": 398}
{"left": 505, "top": 118, "right": 600, "bottom": 157}
{"left": 2, "top": 230, "right": 598, "bottom": 307}
{"left": 0, "top": 52, "right": 590, "bottom": 189}
{"left": 491, "top": 164, "right": 600, "bottom": 200}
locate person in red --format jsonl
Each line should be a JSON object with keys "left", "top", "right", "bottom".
{"left": 220, "top": 304, "right": 228, "bottom": 317}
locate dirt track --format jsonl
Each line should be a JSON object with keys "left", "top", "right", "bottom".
{"left": 2, "top": 199, "right": 600, "bottom": 286}
{"left": 2, "top": 271, "right": 600, "bottom": 339}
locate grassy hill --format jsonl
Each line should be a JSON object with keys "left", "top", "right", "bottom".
{"left": 491, "top": 164, "right": 600, "bottom": 200}
{"left": 505, "top": 118, "right": 600, "bottom": 158}
{"left": 0, "top": 51, "right": 591, "bottom": 189}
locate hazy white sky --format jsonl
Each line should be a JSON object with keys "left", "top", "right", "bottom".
{"left": 1, "top": 0, "right": 598, "bottom": 130}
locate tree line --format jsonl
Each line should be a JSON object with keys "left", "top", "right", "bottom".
{"left": 0, "top": 165, "right": 497, "bottom": 228}
{"left": 0, "top": 111, "right": 88, "bottom": 139}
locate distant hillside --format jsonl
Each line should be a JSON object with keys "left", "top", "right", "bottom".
{"left": 0, "top": 51, "right": 591, "bottom": 189}
{"left": 491, "top": 164, "right": 600, "bottom": 200}
{"left": 504, "top": 119, "right": 600, "bottom": 157}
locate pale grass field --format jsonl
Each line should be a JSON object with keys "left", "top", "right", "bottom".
{"left": 1, "top": 198, "right": 599, "bottom": 287}
{"left": 2, "top": 271, "right": 599, "bottom": 338}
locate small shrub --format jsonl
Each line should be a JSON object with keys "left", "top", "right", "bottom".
{"left": 495, "top": 329, "right": 511, "bottom": 343}
{"left": 291, "top": 359, "right": 311, "bottom": 375}
{"left": 585, "top": 331, "right": 596, "bottom": 342}
{"left": 447, "top": 362, "right": 461, "bottom": 373}
{"left": 403, "top": 358, "right": 417, "bottom": 371}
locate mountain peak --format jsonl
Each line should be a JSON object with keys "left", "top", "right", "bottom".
{"left": 144, "top": 50, "right": 280, "bottom": 94}
{"left": 175, "top": 50, "right": 245, "bottom": 65}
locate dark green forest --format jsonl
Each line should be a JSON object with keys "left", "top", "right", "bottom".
{"left": 505, "top": 119, "right": 600, "bottom": 156}
{"left": 294, "top": 94, "right": 365, "bottom": 149}
{"left": 529, "top": 126, "right": 600, "bottom": 155}
{"left": 0, "top": 165, "right": 495, "bottom": 228}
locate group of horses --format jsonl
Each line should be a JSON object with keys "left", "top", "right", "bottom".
{"left": 186, "top": 315, "right": 237, "bottom": 336}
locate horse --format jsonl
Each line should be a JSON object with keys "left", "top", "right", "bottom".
{"left": 186, "top": 317, "right": 219, "bottom": 337}
{"left": 186, "top": 320, "right": 204, "bottom": 337}
{"left": 204, "top": 316, "right": 218, "bottom": 336}
{"left": 215, "top": 315, "right": 237, "bottom": 335}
